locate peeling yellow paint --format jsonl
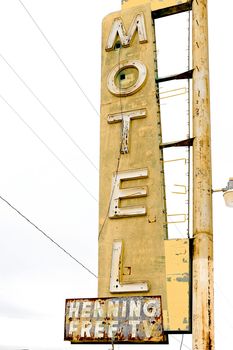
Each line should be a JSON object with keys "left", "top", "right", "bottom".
{"left": 165, "top": 239, "right": 191, "bottom": 332}
{"left": 122, "top": 0, "right": 190, "bottom": 12}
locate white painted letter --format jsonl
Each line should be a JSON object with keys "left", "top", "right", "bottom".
{"left": 106, "top": 13, "right": 147, "bottom": 51}
{"left": 108, "top": 321, "right": 119, "bottom": 338}
{"left": 107, "top": 300, "right": 119, "bottom": 317}
{"left": 129, "top": 300, "right": 141, "bottom": 318}
{"left": 94, "top": 321, "right": 105, "bottom": 338}
{"left": 68, "top": 301, "right": 80, "bottom": 318}
{"left": 93, "top": 300, "right": 105, "bottom": 318}
{"left": 121, "top": 300, "right": 127, "bottom": 318}
{"left": 109, "top": 168, "right": 148, "bottom": 218}
{"left": 129, "top": 320, "right": 140, "bottom": 338}
{"left": 143, "top": 300, "right": 161, "bottom": 318}
{"left": 80, "top": 321, "right": 92, "bottom": 338}
{"left": 107, "top": 60, "right": 147, "bottom": 97}
{"left": 81, "top": 301, "right": 92, "bottom": 318}
{"left": 108, "top": 109, "right": 146, "bottom": 154}
{"left": 68, "top": 320, "right": 79, "bottom": 335}
{"left": 143, "top": 320, "right": 154, "bottom": 338}
{"left": 110, "top": 240, "right": 149, "bottom": 293}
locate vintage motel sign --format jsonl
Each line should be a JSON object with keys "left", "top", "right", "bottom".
{"left": 99, "top": 0, "right": 168, "bottom": 316}
{"left": 98, "top": 0, "right": 191, "bottom": 334}
{"left": 65, "top": 0, "right": 192, "bottom": 344}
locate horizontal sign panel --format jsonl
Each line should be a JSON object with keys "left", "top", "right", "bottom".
{"left": 64, "top": 296, "right": 167, "bottom": 344}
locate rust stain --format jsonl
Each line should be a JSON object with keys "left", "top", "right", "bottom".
{"left": 65, "top": 296, "right": 167, "bottom": 344}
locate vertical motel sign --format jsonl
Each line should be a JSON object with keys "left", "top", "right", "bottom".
{"left": 65, "top": 0, "right": 192, "bottom": 344}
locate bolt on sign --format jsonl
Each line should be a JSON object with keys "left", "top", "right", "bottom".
{"left": 64, "top": 296, "right": 167, "bottom": 343}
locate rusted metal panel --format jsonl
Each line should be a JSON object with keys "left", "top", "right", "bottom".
{"left": 165, "top": 239, "right": 192, "bottom": 333}
{"left": 64, "top": 296, "right": 167, "bottom": 344}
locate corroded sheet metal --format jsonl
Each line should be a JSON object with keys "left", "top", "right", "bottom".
{"left": 165, "top": 239, "right": 192, "bottom": 332}
{"left": 64, "top": 296, "right": 167, "bottom": 344}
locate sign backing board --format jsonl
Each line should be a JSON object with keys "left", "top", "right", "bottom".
{"left": 99, "top": 1, "right": 168, "bottom": 321}
{"left": 64, "top": 296, "right": 168, "bottom": 344}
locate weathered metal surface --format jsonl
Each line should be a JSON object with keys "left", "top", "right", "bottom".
{"left": 99, "top": 2, "right": 168, "bottom": 331}
{"left": 99, "top": 3, "right": 193, "bottom": 334}
{"left": 64, "top": 296, "right": 167, "bottom": 343}
{"left": 165, "top": 239, "right": 192, "bottom": 332}
{"left": 192, "top": 0, "right": 214, "bottom": 348}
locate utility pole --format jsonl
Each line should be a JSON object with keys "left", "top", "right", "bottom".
{"left": 192, "top": 0, "right": 214, "bottom": 349}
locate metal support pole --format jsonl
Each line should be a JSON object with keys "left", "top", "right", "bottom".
{"left": 192, "top": 0, "right": 214, "bottom": 349}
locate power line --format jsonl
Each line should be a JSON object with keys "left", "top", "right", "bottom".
{"left": 18, "top": 0, "right": 100, "bottom": 117}
{"left": 180, "top": 334, "right": 184, "bottom": 350}
{"left": 0, "top": 53, "right": 98, "bottom": 171}
{"left": 98, "top": 151, "right": 121, "bottom": 239}
{"left": 171, "top": 335, "right": 191, "bottom": 350}
{"left": 0, "top": 194, "right": 98, "bottom": 279}
{"left": 98, "top": 45, "right": 123, "bottom": 240}
{"left": 0, "top": 93, "right": 98, "bottom": 203}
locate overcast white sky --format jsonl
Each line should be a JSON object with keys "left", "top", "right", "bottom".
{"left": 0, "top": 1, "right": 232, "bottom": 349}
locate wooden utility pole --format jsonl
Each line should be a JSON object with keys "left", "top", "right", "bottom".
{"left": 192, "top": 0, "right": 214, "bottom": 349}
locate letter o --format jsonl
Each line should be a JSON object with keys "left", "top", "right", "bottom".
{"left": 107, "top": 60, "right": 147, "bottom": 97}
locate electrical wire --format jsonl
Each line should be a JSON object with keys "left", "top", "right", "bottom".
{"left": 18, "top": 0, "right": 100, "bottom": 117}
{"left": 0, "top": 93, "right": 97, "bottom": 203}
{"left": 180, "top": 334, "right": 184, "bottom": 350}
{"left": 0, "top": 194, "right": 98, "bottom": 279}
{"left": 0, "top": 54, "right": 98, "bottom": 172}
{"left": 98, "top": 42, "right": 123, "bottom": 240}
{"left": 170, "top": 334, "right": 191, "bottom": 350}
{"left": 98, "top": 151, "right": 121, "bottom": 239}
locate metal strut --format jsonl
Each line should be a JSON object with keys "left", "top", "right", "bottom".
{"left": 156, "top": 69, "right": 193, "bottom": 83}
{"left": 160, "top": 137, "right": 194, "bottom": 149}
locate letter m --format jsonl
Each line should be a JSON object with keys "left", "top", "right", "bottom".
{"left": 106, "top": 13, "right": 147, "bottom": 51}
